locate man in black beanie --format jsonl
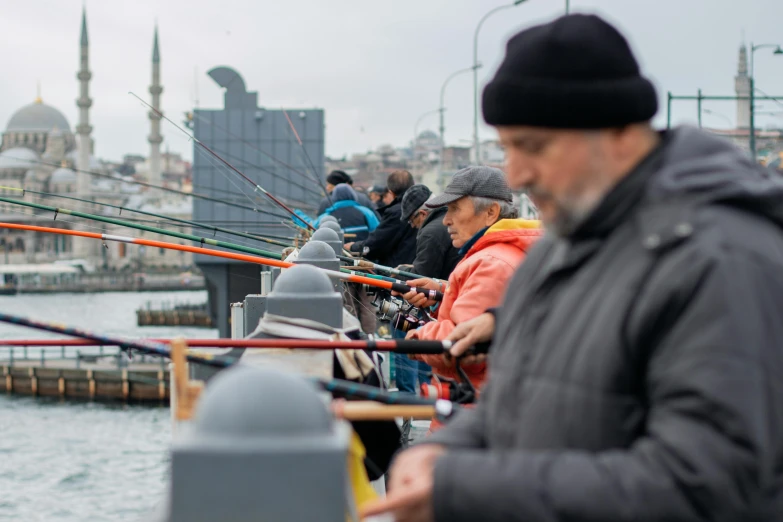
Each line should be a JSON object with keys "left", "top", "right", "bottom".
{"left": 364, "top": 13, "right": 783, "bottom": 522}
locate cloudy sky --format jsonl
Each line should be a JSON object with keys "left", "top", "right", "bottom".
{"left": 0, "top": 0, "right": 779, "bottom": 163}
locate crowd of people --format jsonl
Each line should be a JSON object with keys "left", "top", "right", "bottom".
{"left": 298, "top": 12, "right": 783, "bottom": 522}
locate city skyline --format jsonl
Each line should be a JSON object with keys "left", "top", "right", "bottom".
{"left": 0, "top": 0, "right": 779, "bottom": 163}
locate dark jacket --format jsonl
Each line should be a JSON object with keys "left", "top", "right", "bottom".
{"left": 412, "top": 206, "right": 462, "bottom": 280}
{"left": 349, "top": 196, "right": 417, "bottom": 267}
{"left": 429, "top": 127, "right": 783, "bottom": 521}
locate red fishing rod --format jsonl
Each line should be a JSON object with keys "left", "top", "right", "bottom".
{"left": 129, "top": 92, "right": 316, "bottom": 231}
{"left": 0, "top": 222, "right": 443, "bottom": 301}
{"left": 0, "top": 338, "right": 453, "bottom": 354}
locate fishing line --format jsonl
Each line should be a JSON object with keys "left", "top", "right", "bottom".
{"left": 130, "top": 92, "right": 316, "bottom": 231}
{"left": 281, "top": 109, "right": 331, "bottom": 205}
{"left": 191, "top": 112, "right": 321, "bottom": 191}
{"left": 0, "top": 154, "right": 293, "bottom": 220}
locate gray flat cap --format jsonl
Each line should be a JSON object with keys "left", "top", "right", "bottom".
{"left": 400, "top": 184, "right": 433, "bottom": 222}
{"left": 426, "top": 166, "right": 512, "bottom": 208}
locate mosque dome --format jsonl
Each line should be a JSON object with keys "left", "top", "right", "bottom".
{"left": 51, "top": 167, "right": 77, "bottom": 184}
{"left": 0, "top": 147, "right": 40, "bottom": 170}
{"left": 6, "top": 101, "right": 71, "bottom": 133}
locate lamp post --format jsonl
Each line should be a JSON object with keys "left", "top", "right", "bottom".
{"left": 413, "top": 109, "right": 440, "bottom": 177}
{"left": 473, "top": 0, "right": 528, "bottom": 165}
{"left": 702, "top": 109, "right": 733, "bottom": 128}
{"left": 749, "top": 43, "right": 783, "bottom": 160}
{"left": 439, "top": 64, "right": 482, "bottom": 190}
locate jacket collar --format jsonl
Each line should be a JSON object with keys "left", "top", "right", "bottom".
{"left": 458, "top": 227, "right": 489, "bottom": 256}
{"left": 568, "top": 131, "right": 669, "bottom": 242}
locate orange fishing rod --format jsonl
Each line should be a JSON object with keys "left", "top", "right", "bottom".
{"left": 0, "top": 222, "right": 443, "bottom": 301}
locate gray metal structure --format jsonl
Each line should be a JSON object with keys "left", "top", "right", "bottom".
{"left": 163, "top": 365, "right": 351, "bottom": 522}
{"left": 192, "top": 66, "right": 325, "bottom": 336}
{"left": 265, "top": 263, "right": 342, "bottom": 328}
{"left": 319, "top": 219, "right": 345, "bottom": 242}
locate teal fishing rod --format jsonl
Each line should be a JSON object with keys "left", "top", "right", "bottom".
{"left": 10, "top": 186, "right": 296, "bottom": 249}
{"left": 0, "top": 194, "right": 396, "bottom": 283}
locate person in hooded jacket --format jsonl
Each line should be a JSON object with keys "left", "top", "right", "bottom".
{"left": 398, "top": 168, "right": 541, "bottom": 432}
{"left": 314, "top": 183, "right": 379, "bottom": 242}
{"left": 363, "top": 14, "right": 783, "bottom": 522}
{"left": 317, "top": 170, "right": 376, "bottom": 215}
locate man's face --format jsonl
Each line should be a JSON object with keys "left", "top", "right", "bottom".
{"left": 496, "top": 126, "right": 614, "bottom": 236}
{"left": 382, "top": 191, "right": 394, "bottom": 205}
{"left": 326, "top": 182, "right": 335, "bottom": 193}
{"left": 369, "top": 192, "right": 381, "bottom": 204}
{"left": 442, "top": 197, "right": 497, "bottom": 248}
{"left": 407, "top": 209, "right": 428, "bottom": 229}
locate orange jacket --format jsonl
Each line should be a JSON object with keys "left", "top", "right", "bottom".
{"left": 409, "top": 219, "right": 542, "bottom": 389}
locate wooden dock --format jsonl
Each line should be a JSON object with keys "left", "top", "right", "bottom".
{"left": 1, "top": 359, "right": 169, "bottom": 402}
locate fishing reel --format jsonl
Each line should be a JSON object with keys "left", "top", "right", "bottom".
{"left": 421, "top": 361, "right": 477, "bottom": 405}
{"left": 372, "top": 290, "right": 402, "bottom": 321}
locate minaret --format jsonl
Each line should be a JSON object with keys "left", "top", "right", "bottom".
{"left": 148, "top": 25, "right": 163, "bottom": 187}
{"left": 76, "top": 6, "right": 92, "bottom": 195}
{"left": 735, "top": 44, "right": 751, "bottom": 129}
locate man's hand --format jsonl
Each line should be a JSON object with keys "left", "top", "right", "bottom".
{"left": 344, "top": 242, "right": 355, "bottom": 250}
{"left": 393, "top": 278, "right": 440, "bottom": 308}
{"left": 446, "top": 312, "right": 495, "bottom": 365}
{"left": 360, "top": 444, "right": 445, "bottom": 522}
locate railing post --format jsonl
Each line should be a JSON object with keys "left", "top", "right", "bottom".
{"left": 40, "top": 349, "right": 45, "bottom": 367}
{"left": 9, "top": 348, "right": 13, "bottom": 367}
{"left": 76, "top": 350, "right": 81, "bottom": 369}
{"left": 61, "top": 345, "right": 65, "bottom": 359}
{"left": 23, "top": 346, "right": 28, "bottom": 360}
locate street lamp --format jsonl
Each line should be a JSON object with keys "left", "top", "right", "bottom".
{"left": 439, "top": 64, "right": 482, "bottom": 190}
{"left": 413, "top": 109, "right": 440, "bottom": 176}
{"left": 473, "top": 0, "right": 528, "bottom": 165}
{"left": 702, "top": 109, "right": 733, "bottom": 128}
{"left": 749, "top": 43, "right": 783, "bottom": 159}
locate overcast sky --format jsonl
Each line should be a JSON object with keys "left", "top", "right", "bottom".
{"left": 0, "top": 0, "right": 779, "bottom": 163}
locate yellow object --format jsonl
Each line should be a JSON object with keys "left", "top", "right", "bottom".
{"left": 486, "top": 218, "right": 541, "bottom": 232}
{"left": 347, "top": 429, "right": 378, "bottom": 509}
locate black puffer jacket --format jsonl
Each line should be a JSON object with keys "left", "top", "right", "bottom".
{"left": 412, "top": 206, "right": 462, "bottom": 280}
{"left": 349, "top": 196, "right": 417, "bottom": 267}
{"left": 429, "top": 126, "right": 783, "bottom": 521}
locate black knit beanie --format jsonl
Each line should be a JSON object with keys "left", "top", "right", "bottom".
{"left": 327, "top": 170, "right": 352, "bottom": 185}
{"left": 482, "top": 14, "right": 658, "bottom": 128}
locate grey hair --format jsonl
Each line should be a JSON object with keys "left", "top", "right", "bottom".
{"left": 470, "top": 196, "right": 518, "bottom": 220}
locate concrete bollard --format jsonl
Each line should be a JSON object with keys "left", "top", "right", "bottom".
{"left": 310, "top": 228, "right": 343, "bottom": 258}
{"left": 266, "top": 263, "right": 342, "bottom": 328}
{"left": 318, "top": 220, "right": 344, "bottom": 243}
{"left": 293, "top": 240, "right": 342, "bottom": 293}
{"left": 162, "top": 364, "right": 351, "bottom": 522}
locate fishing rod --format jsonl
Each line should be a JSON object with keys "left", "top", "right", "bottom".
{"left": 7, "top": 185, "right": 297, "bottom": 249}
{"left": 0, "top": 201, "right": 393, "bottom": 284}
{"left": 339, "top": 257, "right": 437, "bottom": 282}
{"left": 130, "top": 92, "right": 317, "bottom": 231}
{"left": 192, "top": 111, "right": 326, "bottom": 198}
{"left": 281, "top": 109, "right": 331, "bottom": 206}
{"left": 0, "top": 311, "right": 446, "bottom": 407}
{"left": 0, "top": 338, "right": 453, "bottom": 354}
{"left": 0, "top": 222, "right": 443, "bottom": 300}
{"left": 0, "top": 153, "right": 294, "bottom": 221}
{"left": 0, "top": 195, "right": 286, "bottom": 260}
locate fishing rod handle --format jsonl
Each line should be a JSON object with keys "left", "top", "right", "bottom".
{"left": 389, "top": 282, "right": 444, "bottom": 302}
{"left": 387, "top": 340, "right": 447, "bottom": 354}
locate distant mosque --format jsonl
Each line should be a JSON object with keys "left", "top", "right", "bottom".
{"left": 0, "top": 8, "right": 188, "bottom": 269}
{"left": 706, "top": 43, "right": 783, "bottom": 168}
